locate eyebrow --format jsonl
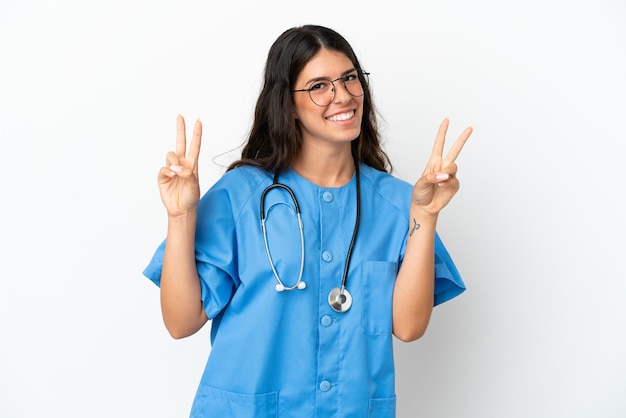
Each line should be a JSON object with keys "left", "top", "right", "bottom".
{"left": 303, "top": 67, "right": 357, "bottom": 86}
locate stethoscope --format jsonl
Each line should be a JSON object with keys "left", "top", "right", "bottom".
{"left": 259, "top": 164, "right": 360, "bottom": 313}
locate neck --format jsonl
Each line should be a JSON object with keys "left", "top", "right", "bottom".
{"left": 292, "top": 146, "right": 355, "bottom": 188}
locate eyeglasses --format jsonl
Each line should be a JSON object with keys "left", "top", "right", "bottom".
{"left": 293, "top": 70, "right": 370, "bottom": 107}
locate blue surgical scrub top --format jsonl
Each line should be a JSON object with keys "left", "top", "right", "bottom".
{"left": 144, "top": 163, "right": 465, "bottom": 418}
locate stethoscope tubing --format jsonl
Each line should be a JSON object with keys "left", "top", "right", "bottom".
{"left": 340, "top": 163, "right": 360, "bottom": 292}
{"left": 259, "top": 164, "right": 360, "bottom": 311}
{"left": 260, "top": 182, "right": 306, "bottom": 291}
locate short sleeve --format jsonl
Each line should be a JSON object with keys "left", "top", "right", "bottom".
{"left": 433, "top": 232, "right": 466, "bottom": 306}
{"left": 142, "top": 185, "right": 238, "bottom": 320}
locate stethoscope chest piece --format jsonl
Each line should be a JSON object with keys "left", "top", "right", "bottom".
{"left": 328, "top": 287, "right": 352, "bottom": 313}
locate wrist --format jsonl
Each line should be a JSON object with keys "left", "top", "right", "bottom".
{"left": 409, "top": 205, "right": 439, "bottom": 225}
{"left": 167, "top": 210, "right": 198, "bottom": 226}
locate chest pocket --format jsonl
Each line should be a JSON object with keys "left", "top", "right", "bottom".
{"left": 190, "top": 386, "right": 277, "bottom": 418}
{"left": 360, "top": 261, "right": 398, "bottom": 336}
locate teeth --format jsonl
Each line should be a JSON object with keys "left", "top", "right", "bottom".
{"left": 327, "top": 111, "right": 354, "bottom": 121}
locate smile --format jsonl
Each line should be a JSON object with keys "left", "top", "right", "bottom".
{"left": 326, "top": 110, "right": 355, "bottom": 122}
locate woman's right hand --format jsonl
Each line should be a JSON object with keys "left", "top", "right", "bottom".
{"left": 158, "top": 115, "right": 203, "bottom": 218}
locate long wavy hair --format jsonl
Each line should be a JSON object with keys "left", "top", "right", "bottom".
{"left": 228, "top": 25, "right": 391, "bottom": 173}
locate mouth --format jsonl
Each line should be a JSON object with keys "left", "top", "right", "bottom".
{"left": 326, "top": 110, "right": 355, "bottom": 122}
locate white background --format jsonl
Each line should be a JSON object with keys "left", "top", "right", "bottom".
{"left": 1, "top": 0, "right": 625, "bottom": 417}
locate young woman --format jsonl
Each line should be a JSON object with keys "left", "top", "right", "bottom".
{"left": 144, "top": 24, "right": 472, "bottom": 418}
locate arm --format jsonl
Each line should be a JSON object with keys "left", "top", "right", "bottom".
{"left": 160, "top": 212, "right": 208, "bottom": 339}
{"left": 392, "top": 118, "right": 472, "bottom": 342}
{"left": 157, "top": 115, "right": 208, "bottom": 339}
{"left": 392, "top": 212, "right": 437, "bottom": 342}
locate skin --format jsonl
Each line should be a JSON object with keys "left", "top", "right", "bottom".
{"left": 291, "top": 50, "right": 363, "bottom": 187}
{"left": 158, "top": 116, "right": 208, "bottom": 338}
{"left": 393, "top": 118, "right": 472, "bottom": 341}
{"left": 156, "top": 48, "right": 472, "bottom": 341}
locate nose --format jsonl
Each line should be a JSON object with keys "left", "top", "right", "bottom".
{"left": 331, "top": 80, "right": 352, "bottom": 104}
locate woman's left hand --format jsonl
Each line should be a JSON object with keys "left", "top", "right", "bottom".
{"left": 412, "top": 118, "right": 473, "bottom": 216}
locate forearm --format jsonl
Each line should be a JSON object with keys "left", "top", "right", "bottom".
{"left": 392, "top": 208, "right": 437, "bottom": 342}
{"left": 160, "top": 211, "right": 208, "bottom": 339}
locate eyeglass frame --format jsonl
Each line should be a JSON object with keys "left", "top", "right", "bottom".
{"left": 292, "top": 70, "right": 370, "bottom": 107}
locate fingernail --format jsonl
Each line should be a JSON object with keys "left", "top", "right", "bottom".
{"left": 436, "top": 173, "right": 449, "bottom": 181}
{"left": 170, "top": 165, "right": 183, "bottom": 173}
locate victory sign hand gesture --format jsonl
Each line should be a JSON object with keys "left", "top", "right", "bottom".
{"left": 158, "top": 115, "right": 203, "bottom": 218}
{"left": 412, "top": 118, "right": 473, "bottom": 216}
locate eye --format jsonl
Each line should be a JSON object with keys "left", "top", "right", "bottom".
{"left": 309, "top": 80, "right": 331, "bottom": 91}
{"left": 343, "top": 73, "right": 359, "bottom": 83}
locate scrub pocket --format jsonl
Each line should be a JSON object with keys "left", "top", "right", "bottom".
{"left": 369, "top": 396, "right": 396, "bottom": 417}
{"left": 361, "top": 261, "right": 397, "bottom": 336}
{"left": 190, "top": 386, "right": 278, "bottom": 418}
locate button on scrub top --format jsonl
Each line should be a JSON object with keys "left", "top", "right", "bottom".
{"left": 144, "top": 164, "right": 465, "bottom": 418}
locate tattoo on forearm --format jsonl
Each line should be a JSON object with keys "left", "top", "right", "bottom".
{"left": 409, "top": 219, "right": 421, "bottom": 237}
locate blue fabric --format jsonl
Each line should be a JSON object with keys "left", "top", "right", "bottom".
{"left": 143, "top": 164, "right": 465, "bottom": 417}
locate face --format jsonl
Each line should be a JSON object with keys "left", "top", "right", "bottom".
{"left": 293, "top": 49, "right": 364, "bottom": 151}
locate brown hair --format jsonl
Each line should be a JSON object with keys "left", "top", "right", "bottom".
{"left": 228, "top": 25, "right": 391, "bottom": 173}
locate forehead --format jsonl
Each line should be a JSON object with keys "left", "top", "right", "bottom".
{"left": 296, "top": 49, "right": 355, "bottom": 82}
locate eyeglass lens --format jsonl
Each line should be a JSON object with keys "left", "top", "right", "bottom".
{"left": 308, "top": 72, "right": 367, "bottom": 106}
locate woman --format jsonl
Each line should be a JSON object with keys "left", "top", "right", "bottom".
{"left": 144, "top": 24, "right": 472, "bottom": 417}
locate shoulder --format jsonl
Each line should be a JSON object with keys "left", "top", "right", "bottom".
{"left": 199, "top": 165, "right": 270, "bottom": 216}
{"left": 212, "top": 165, "right": 268, "bottom": 191}
{"left": 359, "top": 164, "right": 412, "bottom": 210}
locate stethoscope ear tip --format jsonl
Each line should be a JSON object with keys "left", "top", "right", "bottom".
{"left": 274, "top": 281, "right": 306, "bottom": 292}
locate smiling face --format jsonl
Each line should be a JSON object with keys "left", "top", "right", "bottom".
{"left": 293, "top": 48, "right": 364, "bottom": 152}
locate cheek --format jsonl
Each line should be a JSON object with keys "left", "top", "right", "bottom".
{"left": 294, "top": 105, "right": 322, "bottom": 124}
{"left": 357, "top": 97, "right": 366, "bottom": 112}
{"left": 293, "top": 95, "right": 313, "bottom": 120}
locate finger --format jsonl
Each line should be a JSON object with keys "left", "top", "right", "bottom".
{"left": 176, "top": 114, "right": 187, "bottom": 157}
{"left": 429, "top": 118, "right": 450, "bottom": 161}
{"left": 439, "top": 162, "right": 458, "bottom": 177}
{"left": 163, "top": 152, "right": 183, "bottom": 178}
{"left": 165, "top": 150, "right": 191, "bottom": 178}
{"left": 189, "top": 119, "right": 202, "bottom": 175}
{"left": 165, "top": 151, "right": 180, "bottom": 167}
{"left": 437, "top": 176, "right": 460, "bottom": 191}
{"left": 158, "top": 166, "right": 177, "bottom": 182}
{"left": 443, "top": 126, "right": 473, "bottom": 166}
{"left": 415, "top": 171, "right": 451, "bottom": 189}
